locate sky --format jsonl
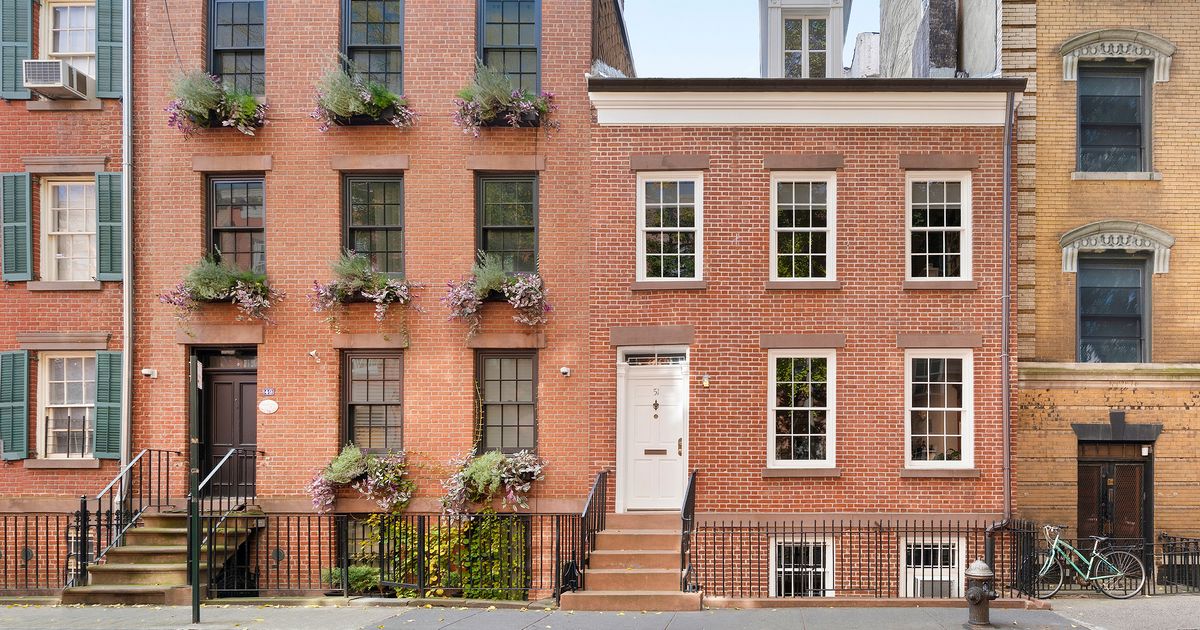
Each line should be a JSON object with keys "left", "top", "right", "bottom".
{"left": 624, "top": 0, "right": 881, "bottom": 78}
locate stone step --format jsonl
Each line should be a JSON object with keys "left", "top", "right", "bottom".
{"left": 124, "top": 526, "right": 252, "bottom": 547}
{"left": 60, "top": 585, "right": 193, "bottom": 606}
{"left": 604, "top": 513, "right": 680, "bottom": 530}
{"left": 140, "top": 514, "right": 188, "bottom": 529}
{"left": 86, "top": 563, "right": 206, "bottom": 586}
{"left": 558, "top": 590, "right": 701, "bottom": 612}
{"left": 589, "top": 549, "right": 678, "bottom": 569}
{"left": 584, "top": 568, "right": 680, "bottom": 591}
{"left": 594, "top": 530, "right": 681, "bottom": 552}
{"left": 104, "top": 544, "right": 236, "bottom": 565}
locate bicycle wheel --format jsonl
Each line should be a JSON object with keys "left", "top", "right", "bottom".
{"left": 1030, "top": 552, "right": 1064, "bottom": 599}
{"left": 1094, "top": 550, "right": 1146, "bottom": 599}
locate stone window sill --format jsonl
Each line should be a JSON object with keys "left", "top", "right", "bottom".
{"left": 903, "top": 280, "right": 977, "bottom": 290}
{"left": 630, "top": 280, "right": 708, "bottom": 291}
{"left": 762, "top": 467, "right": 841, "bottom": 478}
{"left": 24, "top": 458, "right": 100, "bottom": 469}
{"left": 1072, "top": 171, "right": 1162, "bottom": 181}
{"left": 26, "top": 281, "right": 104, "bottom": 291}
{"left": 900, "top": 468, "right": 980, "bottom": 478}
{"left": 26, "top": 98, "right": 104, "bottom": 111}
{"left": 764, "top": 280, "right": 842, "bottom": 290}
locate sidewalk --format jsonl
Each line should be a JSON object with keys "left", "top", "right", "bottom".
{"left": 0, "top": 603, "right": 1081, "bottom": 630}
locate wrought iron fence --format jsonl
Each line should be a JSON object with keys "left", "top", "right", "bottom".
{"left": 681, "top": 470, "right": 698, "bottom": 591}
{"left": 375, "top": 512, "right": 581, "bottom": 602}
{"left": 203, "top": 513, "right": 353, "bottom": 597}
{"left": 570, "top": 470, "right": 607, "bottom": 592}
{"left": 689, "top": 517, "right": 1015, "bottom": 599}
{"left": 0, "top": 513, "right": 73, "bottom": 594}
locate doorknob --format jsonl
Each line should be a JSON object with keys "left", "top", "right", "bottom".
{"left": 677, "top": 437, "right": 682, "bottom": 456}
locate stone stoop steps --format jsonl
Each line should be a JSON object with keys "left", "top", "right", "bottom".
{"left": 559, "top": 512, "right": 702, "bottom": 611}
{"left": 60, "top": 511, "right": 261, "bottom": 605}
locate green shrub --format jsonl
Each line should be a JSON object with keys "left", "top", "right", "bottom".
{"left": 322, "top": 564, "right": 382, "bottom": 595}
{"left": 324, "top": 444, "right": 368, "bottom": 485}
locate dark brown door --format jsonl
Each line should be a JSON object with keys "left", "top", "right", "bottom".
{"left": 1077, "top": 458, "right": 1145, "bottom": 540}
{"left": 203, "top": 368, "right": 257, "bottom": 496}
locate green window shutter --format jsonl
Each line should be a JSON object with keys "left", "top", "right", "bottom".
{"left": 0, "top": 350, "right": 29, "bottom": 461}
{"left": 1, "top": 173, "right": 31, "bottom": 281}
{"left": 96, "top": 172, "right": 122, "bottom": 280}
{"left": 95, "top": 0, "right": 122, "bottom": 98}
{"left": 93, "top": 351, "right": 122, "bottom": 460}
{"left": 0, "top": 0, "right": 31, "bottom": 99}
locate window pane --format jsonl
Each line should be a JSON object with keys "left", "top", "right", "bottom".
{"left": 1078, "top": 258, "right": 1147, "bottom": 362}
{"left": 479, "top": 351, "right": 536, "bottom": 452}
{"left": 909, "top": 355, "right": 966, "bottom": 462}
{"left": 481, "top": 0, "right": 538, "bottom": 90}
{"left": 346, "top": 354, "right": 403, "bottom": 451}
{"left": 211, "top": 1, "right": 266, "bottom": 95}
{"left": 772, "top": 355, "right": 831, "bottom": 462}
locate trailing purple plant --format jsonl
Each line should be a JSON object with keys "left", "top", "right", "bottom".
{"left": 452, "top": 63, "right": 558, "bottom": 138}
{"left": 501, "top": 272, "right": 553, "bottom": 327}
{"left": 311, "top": 62, "right": 418, "bottom": 132}
{"left": 307, "top": 445, "right": 415, "bottom": 514}
{"left": 166, "top": 70, "right": 268, "bottom": 137}
{"left": 440, "top": 449, "right": 547, "bottom": 516}
{"left": 310, "top": 251, "right": 421, "bottom": 331}
{"left": 159, "top": 257, "right": 284, "bottom": 324}
{"left": 442, "top": 253, "right": 551, "bottom": 337}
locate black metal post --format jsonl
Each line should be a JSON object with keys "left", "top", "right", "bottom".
{"left": 416, "top": 516, "right": 427, "bottom": 598}
{"left": 188, "top": 492, "right": 199, "bottom": 623}
{"left": 338, "top": 515, "right": 350, "bottom": 595}
{"left": 76, "top": 495, "right": 89, "bottom": 587}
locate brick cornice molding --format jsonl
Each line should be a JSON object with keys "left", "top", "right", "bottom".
{"left": 610, "top": 325, "right": 694, "bottom": 346}
{"left": 175, "top": 324, "right": 265, "bottom": 345}
{"left": 898, "top": 153, "right": 978, "bottom": 170}
{"left": 1059, "top": 220, "right": 1175, "bottom": 273}
{"left": 1060, "top": 29, "right": 1177, "bottom": 82}
{"left": 629, "top": 153, "right": 710, "bottom": 171}
{"left": 466, "top": 155, "right": 546, "bottom": 171}
{"left": 17, "top": 331, "right": 110, "bottom": 350}
{"left": 896, "top": 333, "right": 983, "bottom": 348}
{"left": 22, "top": 155, "right": 109, "bottom": 174}
{"left": 192, "top": 155, "right": 273, "bottom": 172}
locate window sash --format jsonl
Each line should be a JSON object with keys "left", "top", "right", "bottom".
{"left": 771, "top": 175, "right": 835, "bottom": 281}
{"left": 772, "top": 539, "right": 832, "bottom": 597}
{"left": 478, "top": 0, "right": 540, "bottom": 92}
{"left": 343, "top": 351, "right": 403, "bottom": 452}
{"left": 904, "top": 350, "right": 973, "bottom": 469}
{"left": 477, "top": 350, "right": 537, "bottom": 453}
{"left": 1077, "top": 257, "right": 1148, "bottom": 363}
{"left": 210, "top": 0, "right": 266, "bottom": 94}
{"left": 1077, "top": 66, "right": 1149, "bottom": 172}
{"left": 39, "top": 354, "right": 96, "bottom": 459}
{"left": 343, "top": 0, "right": 404, "bottom": 92}
{"left": 477, "top": 175, "right": 537, "bottom": 274}
{"left": 43, "top": 180, "right": 97, "bottom": 282}
{"left": 906, "top": 174, "right": 971, "bottom": 281}
{"left": 768, "top": 350, "right": 835, "bottom": 468}
{"left": 637, "top": 173, "right": 704, "bottom": 282}
{"left": 782, "top": 16, "right": 828, "bottom": 78}
{"left": 345, "top": 176, "right": 404, "bottom": 276}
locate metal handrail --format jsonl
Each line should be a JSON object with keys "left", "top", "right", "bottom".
{"left": 680, "top": 469, "right": 698, "bottom": 592}
{"left": 575, "top": 469, "right": 609, "bottom": 591}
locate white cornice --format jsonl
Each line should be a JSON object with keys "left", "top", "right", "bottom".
{"left": 588, "top": 91, "right": 1018, "bottom": 127}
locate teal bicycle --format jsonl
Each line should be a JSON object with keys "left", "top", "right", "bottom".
{"left": 1031, "top": 524, "right": 1147, "bottom": 599}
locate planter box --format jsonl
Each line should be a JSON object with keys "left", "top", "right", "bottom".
{"left": 191, "top": 109, "right": 266, "bottom": 131}
{"left": 332, "top": 105, "right": 397, "bottom": 128}
{"left": 482, "top": 109, "right": 541, "bottom": 129}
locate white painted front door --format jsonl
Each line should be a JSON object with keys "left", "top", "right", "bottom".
{"left": 621, "top": 365, "right": 687, "bottom": 510}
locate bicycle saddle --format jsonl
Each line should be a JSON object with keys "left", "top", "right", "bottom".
{"left": 1088, "top": 535, "right": 1110, "bottom": 542}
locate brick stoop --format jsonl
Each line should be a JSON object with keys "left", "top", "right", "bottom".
{"left": 559, "top": 512, "right": 702, "bottom": 612}
{"left": 60, "top": 511, "right": 261, "bottom": 605}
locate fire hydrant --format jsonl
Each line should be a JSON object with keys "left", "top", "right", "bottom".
{"left": 965, "top": 558, "right": 998, "bottom": 627}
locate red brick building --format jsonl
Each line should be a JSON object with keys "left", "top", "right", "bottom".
{"left": 578, "top": 77, "right": 1024, "bottom": 602}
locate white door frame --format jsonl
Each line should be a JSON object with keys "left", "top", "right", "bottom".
{"left": 615, "top": 345, "right": 690, "bottom": 513}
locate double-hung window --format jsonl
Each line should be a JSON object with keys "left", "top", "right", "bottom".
{"left": 907, "top": 173, "right": 971, "bottom": 281}
{"left": 478, "top": 350, "right": 536, "bottom": 453}
{"left": 901, "top": 537, "right": 965, "bottom": 598}
{"left": 343, "top": 351, "right": 403, "bottom": 452}
{"left": 210, "top": 0, "right": 266, "bottom": 95}
{"left": 1077, "top": 65, "right": 1150, "bottom": 173}
{"left": 477, "top": 175, "right": 537, "bottom": 273}
{"left": 905, "top": 350, "right": 973, "bottom": 468}
{"left": 771, "top": 173, "right": 835, "bottom": 281}
{"left": 44, "top": 1, "right": 97, "bottom": 79}
{"left": 768, "top": 350, "right": 835, "bottom": 468}
{"left": 1077, "top": 256, "right": 1149, "bottom": 363}
{"left": 42, "top": 178, "right": 96, "bottom": 282}
{"left": 39, "top": 354, "right": 96, "bottom": 458}
{"left": 479, "top": 0, "right": 540, "bottom": 92}
{"left": 637, "top": 172, "right": 703, "bottom": 282}
{"left": 783, "top": 15, "right": 827, "bottom": 78}
{"left": 346, "top": 176, "right": 404, "bottom": 275}
{"left": 210, "top": 178, "right": 266, "bottom": 273}
{"left": 771, "top": 539, "right": 833, "bottom": 597}
{"left": 344, "top": 0, "right": 404, "bottom": 93}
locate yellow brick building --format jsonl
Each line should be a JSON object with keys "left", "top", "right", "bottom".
{"left": 1005, "top": 0, "right": 1200, "bottom": 539}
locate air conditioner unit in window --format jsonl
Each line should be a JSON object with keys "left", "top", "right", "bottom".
{"left": 23, "top": 60, "right": 88, "bottom": 99}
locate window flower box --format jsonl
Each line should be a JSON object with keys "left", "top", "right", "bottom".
{"left": 442, "top": 253, "right": 552, "bottom": 338}
{"left": 158, "top": 257, "right": 283, "bottom": 324}
{"left": 311, "top": 63, "right": 418, "bottom": 133}
{"left": 453, "top": 64, "right": 558, "bottom": 138}
{"left": 165, "top": 70, "right": 268, "bottom": 137}
{"left": 440, "top": 450, "right": 547, "bottom": 517}
{"left": 310, "top": 251, "right": 421, "bottom": 332}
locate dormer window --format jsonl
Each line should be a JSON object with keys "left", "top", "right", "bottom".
{"left": 760, "top": 1, "right": 845, "bottom": 79}
{"left": 784, "top": 16, "right": 827, "bottom": 78}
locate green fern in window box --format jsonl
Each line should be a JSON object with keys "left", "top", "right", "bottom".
{"left": 166, "top": 70, "right": 268, "bottom": 137}
{"left": 452, "top": 63, "right": 558, "bottom": 138}
{"left": 310, "top": 251, "right": 421, "bottom": 332}
{"left": 158, "top": 256, "right": 283, "bottom": 323}
{"left": 311, "top": 61, "right": 418, "bottom": 132}
{"left": 440, "top": 450, "right": 546, "bottom": 516}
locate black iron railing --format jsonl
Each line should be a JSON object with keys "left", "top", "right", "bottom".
{"left": 189, "top": 448, "right": 258, "bottom": 600}
{"left": 681, "top": 469, "right": 698, "bottom": 591}
{"left": 43, "top": 414, "right": 91, "bottom": 458}
{"left": 204, "top": 513, "right": 351, "bottom": 597}
{"left": 376, "top": 512, "right": 580, "bottom": 602}
{"left": 1, "top": 513, "right": 73, "bottom": 593}
{"left": 573, "top": 469, "right": 608, "bottom": 591}
{"left": 1157, "top": 533, "right": 1200, "bottom": 593}
{"left": 71, "top": 448, "right": 179, "bottom": 586}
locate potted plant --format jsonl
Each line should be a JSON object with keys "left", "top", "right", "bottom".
{"left": 442, "top": 253, "right": 552, "bottom": 337}
{"left": 306, "top": 445, "right": 416, "bottom": 514}
{"left": 165, "top": 70, "right": 269, "bottom": 137}
{"left": 158, "top": 257, "right": 284, "bottom": 323}
{"left": 440, "top": 450, "right": 546, "bottom": 517}
{"left": 452, "top": 63, "right": 559, "bottom": 138}
{"left": 310, "top": 61, "right": 418, "bottom": 132}
{"left": 310, "top": 251, "right": 421, "bottom": 331}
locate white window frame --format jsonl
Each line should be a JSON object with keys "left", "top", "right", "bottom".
{"left": 781, "top": 13, "right": 830, "bottom": 79}
{"left": 36, "top": 352, "right": 97, "bottom": 460}
{"left": 767, "top": 348, "right": 836, "bottom": 469}
{"left": 903, "top": 349, "right": 974, "bottom": 470}
{"left": 770, "top": 171, "right": 836, "bottom": 282}
{"left": 899, "top": 535, "right": 966, "bottom": 598}
{"left": 40, "top": 0, "right": 98, "bottom": 80}
{"left": 635, "top": 171, "right": 704, "bottom": 282}
{"left": 769, "top": 535, "right": 835, "bottom": 597}
{"left": 40, "top": 177, "right": 98, "bottom": 283}
{"left": 905, "top": 171, "right": 973, "bottom": 282}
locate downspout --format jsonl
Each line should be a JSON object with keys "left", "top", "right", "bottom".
{"left": 119, "top": 0, "right": 133, "bottom": 471}
{"left": 1001, "top": 89, "right": 1015, "bottom": 521}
